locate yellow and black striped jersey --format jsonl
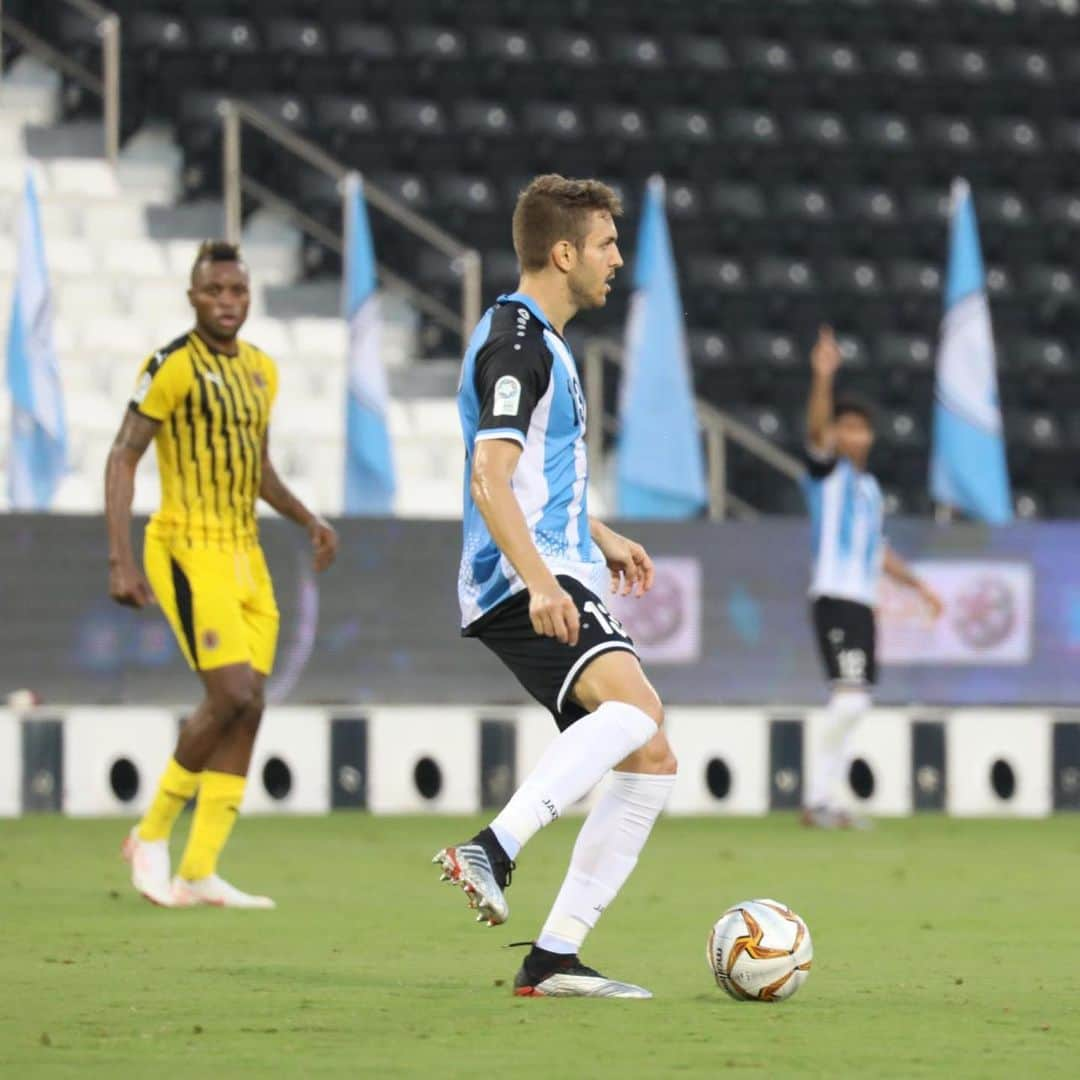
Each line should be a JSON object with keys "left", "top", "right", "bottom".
{"left": 131, "top": 331, "right": 279, "bottom": 549}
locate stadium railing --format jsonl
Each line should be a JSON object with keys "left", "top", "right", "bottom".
{"left": 220, "top": 99, "right": 482, "bottom": 348}
{"left": 0, "top": 0, "right": 120, "bottom": 164}
{"left": 583, "top": 336, "right": 803, "bottom": 520}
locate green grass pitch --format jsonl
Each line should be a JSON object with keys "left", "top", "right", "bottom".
{"left": 3, "top": 813, "right": 1078, "bottom": 1078}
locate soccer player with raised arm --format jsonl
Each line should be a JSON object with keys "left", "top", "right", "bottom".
{"left": 802, "top": 326, "right": 943, "bottom": 828}
{"left": 105, "top": 241, "right": 338, "bottom": 907}
{"left": 433, "top": 175, "right": 678, "bottom": 998}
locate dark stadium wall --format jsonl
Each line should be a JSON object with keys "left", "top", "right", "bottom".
{"left": 0, "top": 515, "right": 1076, "bottom": 707}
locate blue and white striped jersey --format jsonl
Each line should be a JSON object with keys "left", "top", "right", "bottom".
{"left": 802, "top": 452, "right": 885, "bottom": 607}
{"left": 457, "top": 292, "right": 605, "bottom": 629}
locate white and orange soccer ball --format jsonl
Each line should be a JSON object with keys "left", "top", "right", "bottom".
{"left": 706, "top": 899, "right": 813, "bottom": 1002}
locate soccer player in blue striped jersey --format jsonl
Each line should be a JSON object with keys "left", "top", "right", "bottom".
{"left": 432, "top": 175, "right": 678, "bottom": 999}
{"left": 802, "top": 326, "right": 943, "bottom": 827}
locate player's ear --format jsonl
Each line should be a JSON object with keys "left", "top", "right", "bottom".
{"left": 186, "top": 286, "right": 196, "bottom": 308}
{"left": 551, "top": 238, "right": 575, "bottom": 273}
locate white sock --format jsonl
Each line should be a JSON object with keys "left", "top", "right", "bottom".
{"left": 536, "top": 771, "right": 676, "bottom": 954}
{"left": 807, "top": 687, "right": 871, "bottom": 810}
{"left": 488, "top": 702, "right": 657, "bottom": 860}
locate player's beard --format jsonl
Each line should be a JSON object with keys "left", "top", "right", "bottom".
{"left": 209, "top": 317, "right": 242, "bottom": 343}
{"left": 568, "top": 272, "right": 606, "bottom": 312}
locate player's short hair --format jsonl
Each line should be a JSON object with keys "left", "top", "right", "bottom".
{"left": 190, "top": 240, "right": 244, "bottom": 283}
{"left": 512, "top": 174, "right": 623, "bottom": 272}
{"left": 833, "top": 396, "right": 876, "bottom": 429}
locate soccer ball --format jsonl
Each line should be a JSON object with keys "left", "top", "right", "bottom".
{"left": 706, "top": 898, "right": 813, "bottom": 1002}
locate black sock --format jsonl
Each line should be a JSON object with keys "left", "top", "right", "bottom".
{"left": 526, "top": 944, "right": 576, "bottom": 974}
{"left": 472, "top": 826, "right": 510, "bottom": 867}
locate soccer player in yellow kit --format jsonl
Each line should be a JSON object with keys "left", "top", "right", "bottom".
{"left": 105, "top": 240, "right": 338, "bottom": 908}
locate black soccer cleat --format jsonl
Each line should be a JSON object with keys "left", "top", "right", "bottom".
{"left": 512, "top": 947, "right": 652, "bottom": 999}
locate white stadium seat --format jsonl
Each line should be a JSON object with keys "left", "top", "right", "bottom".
{"left": 44, "top": 238, "right": 96, "bottom": 276}
{"left": 56, "top": 277, "right": 122, "bottom": 325}
{"left": 128, "top": 279, "right": 190, "bottom": 327}
{"left": 274, "top": 397, "right": 341, "bottom": 440}
{"left": 164, "top": 239, "right": 201, "bottom": 277}
{"left": 47, "top": 158, "right": 120, "bottom": 199}
{"left": 37, "top": 200, "right": 83, "bottom": 242}
{"left": 242, "top": 317, "right": 294, "bottom": 360}
{"left": 0, "top": 157, "right": 47, "bottom": 196}
{"left": 307, "top": 360, "right": 346, "bottom": 401}
{"left": 81, "top": 201, "right": 149, "bottom": 246}
{"left": 53, "top": 470, "right": 105, "bottom": 513}
{"left": 291, "top": 316, "right": 347, "bottom": 359}
{"left": 102, "top": 240, "right": 168, "bottom": 277}
{"left": 82, "top": 315, "right": 158, "bottom": 358}
{"left": 0, "top": 159, "right": 28, "bottom": 195}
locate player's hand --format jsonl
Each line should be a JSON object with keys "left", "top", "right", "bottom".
{"left": 108, "top": 560, "right": 156, "bottom": 608}
{"left": 917, "top": 581, "right": 944, "bottom": 620}
{"left": 810, "top": 325, "right": 842, "bottom": 380}
{"left": 595, "top": 528, "right": 654, "bottom": 598}
{"left": 528, "top": 580, "right": 580, "bottom": 646}
{"left": 308, "top": 516, "right": 338, "bottom": 572}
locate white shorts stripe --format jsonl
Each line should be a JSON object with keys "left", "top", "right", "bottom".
{"left": 556, "top": 640, "right": 639, "bottom": 713}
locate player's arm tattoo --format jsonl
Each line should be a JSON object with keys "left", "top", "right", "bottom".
{"left": 112, "top": 408, "right": 160, "bottom": 458}
{"left": 258, "top": 431, "right": 315, "bottom": 527}
{"left": 105, "top": 409, "right": 160, "bottom": 569}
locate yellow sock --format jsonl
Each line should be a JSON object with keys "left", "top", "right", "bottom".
{"left": 177, "top": 771, "right": 246, "bottom": 881}
{"left": 137, "top": 757, "right": 201, "bottom": 842}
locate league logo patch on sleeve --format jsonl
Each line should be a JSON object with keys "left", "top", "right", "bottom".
{"left": 493, "top": 375, "right": 522, "bottom": 417}
{"left": 133, "top": 372, "right": 152, "bottom": 404}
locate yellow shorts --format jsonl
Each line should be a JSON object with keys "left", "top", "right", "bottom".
{"left": 144, "top": 535, "right": 279, "bottom": 675}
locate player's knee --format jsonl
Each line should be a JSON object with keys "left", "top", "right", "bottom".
{"left": 641, "top": 694, "right": 665, "bottom": 729}
{"left": 648, "top": 734, "right": 678, "bottom": 776}
{"left": 235, "top": 687, "right": 264, "bottom": 737}
{"left": 212, "top": 678, "right": 260, "bottom": 722}
{"left": 621, "top": 730, "right": 678, "bottom": 775}
{"left": 247, "top": 681, "right": 266, "bottom": 719}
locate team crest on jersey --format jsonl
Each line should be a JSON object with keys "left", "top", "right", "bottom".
{"left": 493, "top": 375, "right": 522, "bottom": 416}
{"left": 201, "top": 630, "right": 220, "bottom": 651}
{"left": 250, "top": 370, "right": 267, "bottom": 390}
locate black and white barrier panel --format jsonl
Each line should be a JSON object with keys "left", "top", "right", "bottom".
{"left": 945, "top": 709, "right": 1053, "bottom": 817}
{"left": 0, "top": 706, "right": 1073, "bottom": 817}
{"left": 62, "top": 708, "right": 178, "bottom": 817}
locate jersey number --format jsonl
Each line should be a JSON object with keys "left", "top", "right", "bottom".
{"left": 584, "top": 600, "right": 629, "bottom": 639}
{"left": 837, "top": 648, "right": 867, "bottom": 682}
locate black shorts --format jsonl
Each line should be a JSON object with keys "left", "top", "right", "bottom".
{"left": 465, "top": 575, "right": 638, "bottom": 730}
{"left": 811, "top": 596, "right": 877, "bottom": 687}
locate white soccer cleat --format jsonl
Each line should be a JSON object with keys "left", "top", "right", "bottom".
{"left": 432, "top": 842, "right": 511, "bottom": 927}
{"left": 122, "top": 827, "right": 176, "bottom": 908}
{"left": 171, "top": 874, "right": 276, "bottom": 910}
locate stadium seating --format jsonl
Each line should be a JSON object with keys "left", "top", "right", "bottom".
{"left": 7, "top": 0, "right": 1080, "bottom": 516}
{"left": 0, "top": 54, "right": 439, "bottom": 518}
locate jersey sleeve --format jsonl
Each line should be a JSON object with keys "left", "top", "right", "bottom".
{"left": 473, "top": 337, "right": 551, "bottom": 447}
{"left": 259, "top": 350, "right": 279, "bottom": 408}
{"left": 130, "top": 349, "right": 193, "bottom": 422}
{"left": 804, "top": 444, "right": 839, "bottom": 480}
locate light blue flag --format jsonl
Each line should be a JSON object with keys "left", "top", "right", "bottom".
{"left": 929, "top": 178, "right": 1012, "bottom": 524}
{"left": 616, "top": 176, "right": 706, "bottom": 518}
{"left": 6, "top": 169, "right": 66, "bottom": 510}
{"left": 343, "top": 172, "right": 395, "bottom": 515}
